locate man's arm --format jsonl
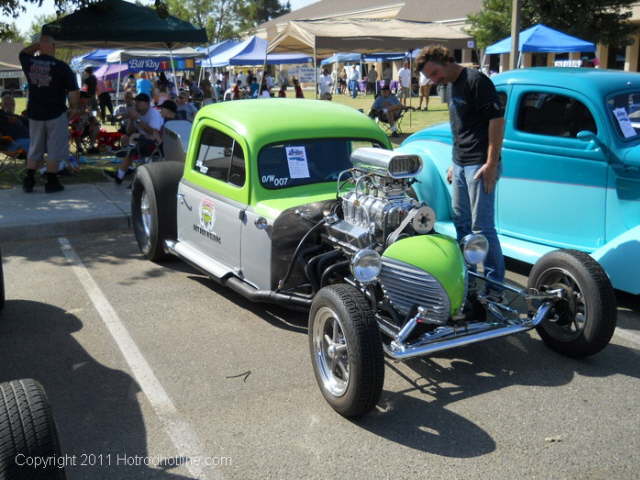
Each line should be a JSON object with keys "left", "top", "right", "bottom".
{"left": 67, "top": 90, "right": 80, "bottom": 116}
{"left": 20, "top": 42, "right": 40, "bottom": 56}
{"left": 486, "top": 117, "right": 505, "bottom": 167}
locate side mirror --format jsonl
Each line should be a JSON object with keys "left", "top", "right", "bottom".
{"left": 576, "top": 130, "right": 621, "bottom": 165}
{"left": 576, "top": 130, "right": 597, "bottom": 141}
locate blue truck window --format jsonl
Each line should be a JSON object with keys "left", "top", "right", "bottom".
{"left": 517, "top": 92, "right": 597, "bottom": 138}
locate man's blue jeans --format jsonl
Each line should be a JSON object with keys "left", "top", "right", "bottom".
{"left": 452, "top": 163, "right": 505, "bottom": 282}
{"left": 349, "top": 80, "right": 358, "bottom": 98}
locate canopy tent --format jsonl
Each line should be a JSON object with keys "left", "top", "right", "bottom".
{"left": 485, "top": 24, "right": 596, "bottom": 54}
{"left": 320, "top": 49, "right": 421, "bottom": 65}
{"left": 203, "top": 36, "right": 311, "bottom": 67}
{"left": 106, "top": 47, "right": 204, "bottom": 63}
{"left": 267, "top": 19, "right": 471, "bottom": 56}
{"left": 42, "top": 0, "right": 207, "bottom": 49}
{"left": 94, "top": 63, "right": 129, "bottom": 80}
{"left": 70, "top": 48, "right": 115, "bottom": 72}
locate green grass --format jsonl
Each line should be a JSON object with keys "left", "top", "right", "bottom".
{"left": 1, "top": 93, "right": 449, "bottom": 189}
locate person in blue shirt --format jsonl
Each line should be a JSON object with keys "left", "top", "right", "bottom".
{"left": 370, "top": 85, "right": 403, "bottom": 137}
{"left": 136, "top": 72, "right": 153, "bottom": 97}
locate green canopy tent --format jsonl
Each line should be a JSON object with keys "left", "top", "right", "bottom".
{"left": 42, "top": 0, "right": 207, "bottom": 102}
{"left": 42, "top": 0, "right": 207, "bottom": 49}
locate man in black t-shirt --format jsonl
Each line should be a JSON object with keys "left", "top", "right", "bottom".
{"left": 83, "top": 66, "right": 98, "bottom": 112}
{"left": 19, "top": 34, "right": 79, "bottom": 193}
{"left": 416, "top": 45, "right": 505, "bottom": 282}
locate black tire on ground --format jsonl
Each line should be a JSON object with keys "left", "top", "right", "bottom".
{"left": 0, "top": 247, "right": 4, "bottom": 311}
{"left": 0, "top": 379, "right": 66, "bottom": 480}
{"left": 528, "top": 249, "right": 617, "bottom": 357}
{"left": 131, "top": 162, "right": 183, "bottom": 262}
{"left": 309, "top": 284, "right": 384, "bottom": 417}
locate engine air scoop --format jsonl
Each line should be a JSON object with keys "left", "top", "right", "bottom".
{"left": 351, "top": 148, "right": 423, "bottom": 179}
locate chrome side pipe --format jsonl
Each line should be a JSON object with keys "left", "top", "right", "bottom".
{"left": 384, "top": 302, "right": 553, "bottom": 361}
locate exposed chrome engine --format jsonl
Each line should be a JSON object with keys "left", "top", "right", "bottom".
{"left": 328, "top": 148, "right": 436, "bottom": 249}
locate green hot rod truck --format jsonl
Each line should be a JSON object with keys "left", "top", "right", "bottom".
{"left": 132, "top": 99, "right": 617, "bottom": 417}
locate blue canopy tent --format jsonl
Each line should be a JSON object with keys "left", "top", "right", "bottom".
{"left": 320, "top": 52, "right": 362, "bottom": 66}
{"left": 199, "top": 40, "right": 241, "bottom": 67}
{"left": 485, "top": 24, "right": 595, "bottom": 60}
{"left": 203, "top": 36, "right": 311, "bottom": 67}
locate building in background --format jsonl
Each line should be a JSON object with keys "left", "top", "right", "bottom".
{"left": 0, "top": 43, "right": 26, "bottom": 95}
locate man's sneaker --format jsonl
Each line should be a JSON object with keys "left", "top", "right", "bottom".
{"left": 45, "top": 181, "right": 64, "bottom": 193}
{"left": 22, "top": 175, "right": 35, "bottom": 193}
{"left": 391, "top": 131, "right": 400, "bottom": 138}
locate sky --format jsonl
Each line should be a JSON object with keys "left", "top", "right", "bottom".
{"left": 2, "top": 0, "right": 319, "bottom": 37}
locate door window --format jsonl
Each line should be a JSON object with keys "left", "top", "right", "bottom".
{"left": 193, "top": 127, "right": 245, "bottom": 187}
{"left": 517, "top": 92, "right": 597, "bottom": 137}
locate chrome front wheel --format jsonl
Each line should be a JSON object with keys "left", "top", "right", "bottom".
{"left": 308, "top": 284, "right": 384, "bottom": 417}
{"left": 312, "top": 306, "right": 350, "bottom": 397}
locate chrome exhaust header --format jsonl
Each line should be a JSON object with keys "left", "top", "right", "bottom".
{"left": 384, "top": 302, "right": 553, "bottom": 361}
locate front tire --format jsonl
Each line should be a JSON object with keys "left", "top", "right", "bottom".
{"left": 528, "top": 249, "right": 616, "bottom": 357}
{"left": 131, "top": 162, "right": 183, "bottom": 262}
{"left": 309, "top": 284, "right": 384, "bottom": 417}
{"left": 0, "top": 379, "right": 66, "bottom": 479}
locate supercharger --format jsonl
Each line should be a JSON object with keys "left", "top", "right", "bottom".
{"left": 328, "top": 148, "right": 437, "bottom": 249}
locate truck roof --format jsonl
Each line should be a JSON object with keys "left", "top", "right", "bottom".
{"left": 492, "top": 67, "right": 640, "bottom": 96}
{"left": 195, "top": 98, "right": 390, "bottom": 150}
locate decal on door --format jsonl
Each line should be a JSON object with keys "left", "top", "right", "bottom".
{"left": 194, "top": 198, "right": 221, "bottom": 243}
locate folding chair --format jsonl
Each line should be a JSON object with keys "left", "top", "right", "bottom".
{"left": 0, "top": 136, "right": 27, "bottom": 182}
{"left": 369, "top": 107, "right": 408, "bottom": 137}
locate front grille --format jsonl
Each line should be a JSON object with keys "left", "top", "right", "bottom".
{"left": 379, "top": 257, "right": 451, "bottom": 324}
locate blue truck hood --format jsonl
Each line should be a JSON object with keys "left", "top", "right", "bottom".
{"left": 402, "top": 122, "right": 452, "bottom": 146}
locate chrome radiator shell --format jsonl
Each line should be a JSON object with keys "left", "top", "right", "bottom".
{"left": 379, "top": 257, "right": 451, "bottom": 324}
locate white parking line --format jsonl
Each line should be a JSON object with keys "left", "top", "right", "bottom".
{"left": 58, "top": 237, "right": 223, "bottom": 480}
{"left": 614, "top": 327, "right": 640, "bottom": 350}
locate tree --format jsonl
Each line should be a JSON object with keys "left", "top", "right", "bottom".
{"left": 165, "top": 0, "right": 242, "bottom": 43}
{"left": 237, "top": 0, "right": 291, "bottom": 31}
{"left": 0, "top": 0, "right": 97, "bottom": 40}
{"left": 2, "top": 22, "right": 26, "bottom": 43}
{"left": 467, "top": 0, "right": 639, "bottom": 49}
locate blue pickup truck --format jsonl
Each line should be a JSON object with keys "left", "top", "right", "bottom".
{"left": 401, "top": 67, "right": 640, "bottom": 296}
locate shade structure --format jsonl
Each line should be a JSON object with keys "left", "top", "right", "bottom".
{"left": 42, "top": 0, "right": 207, "bottom": 49}
{"left": 203, "top": 35, "right": 311, "bottom": 67}
{"left": 268, "top": 19, "right": 471, "bottom": 56}
{"left": 320, "top": 53, "right": 362, "bottom": 65}
{"left": 94, "top": 63, "right": 129, "bottom": 79}
{"left": 198, "top": 39, "right": 241, "bottom": 66}
{"left": 84, "top": 49, "right": 116, "bottom": 62}
{"left": 485, "top": 24, "right": 595, "bottom": 54}
{"left": 106, "top": 47, "right": 204, "bottom": 63}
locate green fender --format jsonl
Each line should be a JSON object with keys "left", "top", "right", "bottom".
{"left": 382, "top": 234, "right": 466, "bottom": 315}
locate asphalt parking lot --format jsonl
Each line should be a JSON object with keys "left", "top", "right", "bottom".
{"left": 2, "top": 232, "right": 640, "bottom": 480}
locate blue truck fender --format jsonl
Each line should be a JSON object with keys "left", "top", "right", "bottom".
{"left": 396, "top": 139, "right": 453, "bottom": 222}
{"left": 590, "top": 225, "right": 640, "bottom": 295}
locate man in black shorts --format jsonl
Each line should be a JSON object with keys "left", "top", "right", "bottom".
{"left": 20, "top": 33, "right": 79, "bottom": 193}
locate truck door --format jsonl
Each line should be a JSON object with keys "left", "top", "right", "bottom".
{"left": 177, "top": 124, "right": 248, "bottom": 271}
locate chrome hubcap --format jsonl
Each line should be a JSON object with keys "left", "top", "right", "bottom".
{"left": 140, "top": 191, "right": 152, "bottom": 241}
{"left": 538, "top": 267, "right": 587, "bottom": 341}
{"left": 312, "top": 307, "right": 350, "bottom": 397}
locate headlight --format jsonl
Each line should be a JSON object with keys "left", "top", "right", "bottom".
{"left": 351, "top": 249, "right": 382, "bottom": 283}
{"left": 461, "top": 234, "right": 489, "bottom": 265}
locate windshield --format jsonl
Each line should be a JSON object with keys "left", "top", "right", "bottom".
{"left": 607, "top": 92, "right": 640, "bottom": 140}
{"left": 258, "top": 139, "right": 385, "bottom": 189}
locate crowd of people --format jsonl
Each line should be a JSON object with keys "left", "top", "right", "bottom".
{"left": 8, "top": 30, "right": 442, "bottom": 192}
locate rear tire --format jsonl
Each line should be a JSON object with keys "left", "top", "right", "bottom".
{"left": 0, "top": 379, "right": 66, "bottom": 479}
{"left": 131, "top": 162, "right": 183, "bottom": 262}
{"left": 309, "top": 284, "right": 384, "bottom": 417}
{"left": 528, "top": 249, "right": 616, "bottom": 357}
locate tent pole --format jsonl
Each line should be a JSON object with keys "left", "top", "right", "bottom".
{"left": 314, "top": 39, "right": 317, "bottom": 100}
{"left": 409, "top": 50, "right": 412, "bottom": 129}
{"left": 116, "top": 63, "right": 121, "bottom": 107}
{"left": 169, "top": 46, "right": 177, "bottom": 91}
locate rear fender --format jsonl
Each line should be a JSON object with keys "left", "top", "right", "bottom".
{"left": 590, "top": 225, "right": 640, "bottom": 294}
{"left": 396, "top": 140, "right": 453, "bottom": 221}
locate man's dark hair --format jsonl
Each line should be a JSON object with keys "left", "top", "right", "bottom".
{"left": 415, "top": 45, "right": 455, "bottom": 72}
